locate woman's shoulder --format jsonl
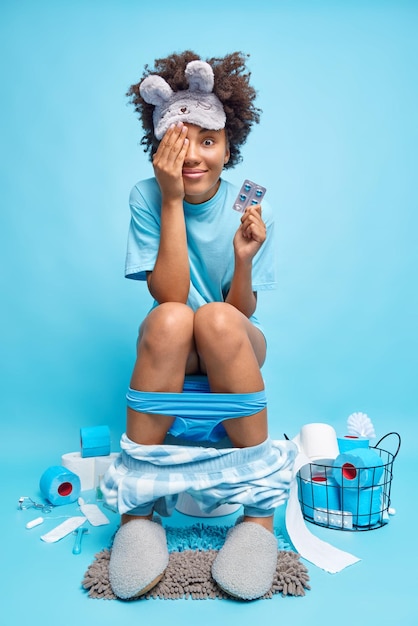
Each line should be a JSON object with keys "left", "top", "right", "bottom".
{"left": 128, "top": 178, "right": 162, "bottom": 216}
{"left": 130, "top": 177, "right": 160, "bottom": 196}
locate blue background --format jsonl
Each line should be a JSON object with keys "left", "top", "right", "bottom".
{"left": 1, "top": 1, "right": 417, "bottom": 624}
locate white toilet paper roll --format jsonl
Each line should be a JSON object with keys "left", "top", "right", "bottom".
{"left": 62, "top": 451, "right": 120, "bottom": 491}
{"left": 293, "top": 423, "right": 339, "bottom": 461}
{"left": 94, "top": 453, "right": 119, "bottom": 487}
{"left": 61, "top": 452, "right": 95, "bottom": 491}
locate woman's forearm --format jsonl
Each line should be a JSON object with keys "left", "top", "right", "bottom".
{"left": 225, "top": 257, "right": 257, "bottom": 318}
{"left": 148, "top": 199, "right": 190, "bottom": 303}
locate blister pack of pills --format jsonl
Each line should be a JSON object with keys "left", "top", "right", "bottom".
{"left": 233, "top": 179, "right": 267, "bottom": 213}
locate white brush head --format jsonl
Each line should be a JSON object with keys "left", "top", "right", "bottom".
{"left": 347, "top": 412, "right": 376, "bottom": 438}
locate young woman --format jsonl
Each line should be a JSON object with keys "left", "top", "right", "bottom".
{"left": 102, "top": 50, "right": 296, "bottom": 601}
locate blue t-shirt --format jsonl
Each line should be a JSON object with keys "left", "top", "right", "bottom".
{"left": 125, "top": 177, "right": 276, "bottom": 333}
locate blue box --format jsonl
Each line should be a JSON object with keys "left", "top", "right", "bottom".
{"left": 80, "top": 425, "right": 111, "bottom": 458}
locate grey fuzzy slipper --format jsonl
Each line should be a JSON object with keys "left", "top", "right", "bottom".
{"left": 211, "top": 522, "right": 278, "bottom": 600}
{"left": 109, "top": 519, "right": 169, "bottom": 600}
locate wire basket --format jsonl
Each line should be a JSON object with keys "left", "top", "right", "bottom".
{"left": 296, "top": 432, "right": 401, "bottom": 531}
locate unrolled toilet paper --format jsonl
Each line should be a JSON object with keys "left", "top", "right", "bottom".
{"left": 286, "top": 449, "right": 361, "bottom": 573}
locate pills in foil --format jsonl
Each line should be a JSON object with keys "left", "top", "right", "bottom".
{"left": 233, "top": 179, "right": 267, "bottom": 213}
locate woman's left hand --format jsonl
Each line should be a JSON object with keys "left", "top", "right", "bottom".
{"left": 233, "top": 205, "right": 266, "bottom": 261}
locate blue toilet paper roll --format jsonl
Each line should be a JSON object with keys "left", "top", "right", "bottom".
{"left": 337, "top": 435, "right": 369, "bottom": 453}
{"left": 300, "top": 476, "right": 341, "bottom": 519}
{"left": 39, "top": 465, "right": 81, "bottom": 505}
{"left": 332, "top": 448, "right": 383, "bottom": 488}
{"left": 80, "top": 425, "right": 111, "bottom": 458}
{"left": 342, "top": 485, "right": 383, "bottom": 527}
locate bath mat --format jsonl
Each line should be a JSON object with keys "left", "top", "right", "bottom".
{"left": 82, "top": 523, "right": 310, "bottom": 600}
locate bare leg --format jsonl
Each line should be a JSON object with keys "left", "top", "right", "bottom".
{"left": 126, "top": 302, "right": 196, "bottom": 445}
{"left": 194, "top": 301, "right": 267, "bottom": 445}
{"left": 112, "top": 301, "right": 277, "bottom": 600}
{"left": 108, "top": 304, "right": 199, "bottom": 600}
{"left": 194, "top": 302, "right": 273, "bottom": 532}
{"left": 122, "top": 302, "right": 197, "bottom": 525}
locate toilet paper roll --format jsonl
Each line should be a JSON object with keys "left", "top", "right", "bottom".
{"left": 94, "top": 453, "right": 119, "bottom": 487}
{"left": 300, "top": 476, "right": 341, "bottom": 520}
{"left": 61, "top": 452, "right": 96, "bottom": 491}
{"left": 286, "top": 450, "right": 361, "bottom": 573}
{"left": 298, "top": 458, "right": 335, "bottom": 481}
{"left": 61, "top": 451, "right": 119, "bottom": 491}
{"left": 293, "top": 423, "right": 339, "bottom": 461}
{"left": 332, "top": 448, "right": 384, "bottom": 488}
{"left": 80, "top": 425, "right": 111, "bottom": 458}
{"left": 337, "top": 435, "right": 369, "bottom": 453}
{"left": 39, "top": 465, "right": 81, "bottom": 506}
{"left": 342, "top": 486, "right": 383, "bottom": 527}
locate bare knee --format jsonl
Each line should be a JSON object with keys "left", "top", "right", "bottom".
{"left": 194, "top": 303, "right": 246, "bottom": 358}
{"left": 139, "top": 302, "right": 194, "bottom": 356}
{"left": 194, "top": 303, "right": 266, "bottom": 379}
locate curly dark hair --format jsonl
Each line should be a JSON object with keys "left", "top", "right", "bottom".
{"left": 126, "top": 50, "right": 261, "bottom": 169}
